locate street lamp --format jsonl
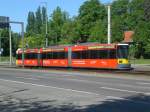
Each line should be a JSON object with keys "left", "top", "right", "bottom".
{"left": 107, "top": 4, "right": 111, "bottom": 44}
{"left": 104, "top": 0, "right": 115, "bottom": 44}
{"left": 41, "top": 2, "right": 48, "bottom": 47}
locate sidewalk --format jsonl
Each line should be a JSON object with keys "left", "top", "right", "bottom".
{"left": 131, "top": 64, "right": 150, "bottom": 71}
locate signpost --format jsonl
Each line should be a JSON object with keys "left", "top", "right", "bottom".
{"left": 0, "top": 16, "right": 9, "bottom": 28}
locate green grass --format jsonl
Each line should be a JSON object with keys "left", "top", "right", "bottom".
{"left": 130, "top": 59, "right": 150, "bottom": 64}
{"left": 0, "top": 56, "right": 16, "bottom": 62}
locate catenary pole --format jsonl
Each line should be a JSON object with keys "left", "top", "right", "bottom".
{"left": 107, "top": 4, "right": 111, "bottom": 44}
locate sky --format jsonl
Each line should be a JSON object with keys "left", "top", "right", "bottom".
{"left": 0, "top": 0, "right": 112, "bottom": 32}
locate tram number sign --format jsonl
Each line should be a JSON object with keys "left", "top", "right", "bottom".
{"left": 0, "top": 16, "right": 9, "bottom": 28}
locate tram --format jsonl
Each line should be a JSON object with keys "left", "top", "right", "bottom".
{"left": 16, "top": 43, "right": 131, "bottom": 69}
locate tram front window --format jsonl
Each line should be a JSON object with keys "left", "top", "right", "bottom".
{"left": 117, "top": 45, "right": 129, "bottom": 59}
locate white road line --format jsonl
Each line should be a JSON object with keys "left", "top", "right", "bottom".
{"left": 0, "top": 78, "right": 99, "bottom": 96}
{"left": 1, "top": 67, "right": 150, "bottom": 83}
{"left": 0, "top": 78, "right": 150, "bottom": 105}
{"left": 36, "top": 76, "right": 150, "bottom": 90}
{"left": 107, "top": 96, "right": 126, "bottom": 100}
{"left": 16, "top": 74, "right": 150, "bottom": 92}
{"left": 16, "top": 77, "right": 39, "bottom": 80}
{"left": 100, "top": 87, "right": 150, "bottom": 95}
{"left": 106, "top": 96, "right": 150, "bottom": 105}
{"left": 137, "top": 82, "right": 150, "bottom": 85}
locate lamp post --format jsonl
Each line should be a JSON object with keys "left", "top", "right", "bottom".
{"left": 41, "top": 2, "right": 48, "bottom": 47}
{"left": 107, "top": 4, "right": 111, "bottom": 44}
{"left": 105, "top": 0, "right": 114, "bottom": 44}
{"left": 9, "top": 26, "right": 12, "bottom": 66}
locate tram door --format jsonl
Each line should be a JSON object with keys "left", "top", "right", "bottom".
{"left": 68, "top": 47, "right": 72, "bottom": 67}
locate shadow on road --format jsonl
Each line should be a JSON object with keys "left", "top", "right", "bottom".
{"left": 0, "top": 94, "right": 150, "bottom": 112}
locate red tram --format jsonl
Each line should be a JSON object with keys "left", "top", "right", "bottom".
{"left": 16, "top": 43, "right": 131, "bottom": 69}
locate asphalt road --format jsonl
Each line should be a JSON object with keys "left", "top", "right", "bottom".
{"left": 0, "top": 67, "right": 150, "bottom": 112}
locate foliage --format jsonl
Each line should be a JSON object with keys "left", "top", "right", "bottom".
{"left": 18, "top": 35, "right": 44, "bottom": 48}
{"left": 78, "top": 0, "right": 106, "bottom": 42}
{"left": 0, "top": 29, "right": 20, "bottom": 56}
{"left": 88, "top": 20, "right": 106, "bottom": 43}
{"left": 26, "top": 11, "right": 36, "bottom": 36}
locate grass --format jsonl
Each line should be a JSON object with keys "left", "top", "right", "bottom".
{"left": 0, "top": 56, "right": 16, "bottom": 62}
{"left": 130, "top": 59, "right": 150, "bottom": 64}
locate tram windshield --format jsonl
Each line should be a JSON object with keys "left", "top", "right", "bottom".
{"left": 117, "top": 45, "right": 129, "bottom": 59}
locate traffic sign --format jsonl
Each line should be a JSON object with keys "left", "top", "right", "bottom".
{"left": 0, "top": 16, "right": 9, "bottom": 28}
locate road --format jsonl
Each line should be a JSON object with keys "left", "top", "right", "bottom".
{"left": 0, "top": 67, "right": 150, "bottom": 112}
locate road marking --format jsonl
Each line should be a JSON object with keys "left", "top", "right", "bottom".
{"left": 106, "top": 96, "right": 150, "bottom": 105}
{"left": 0, "top": 78, "right": 99, "bottom": 96}
{"left": 100, "top": 87, "right": 150, "bottom": 95}
{"left": 137, "top": 82, "right": 150, "bottom": 85}
{"left": 1, "top": 67, "right": 150, "bottom": 81}
{"left": 37, "top": 76, "right": 150, "bottom": 90}
{"left": 16, "top": 77, "right": 39, "bottom": 80}
{"left": 0, "top": 78, "right": 150, "bottom": 105}
{"left": 16, "top": 75, "right": 150, "bottom": 91}
{"left": 107, "top": 96, "right": 126, "bottom": 100}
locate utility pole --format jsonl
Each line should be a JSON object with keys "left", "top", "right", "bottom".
{"left": 107, "top": 4, "right": 111, "bottom": 44}
{"left": 9, "top": 26, "right": 12, "bottom": 66}
{"left": 21, "top": 22, "right": 24, "bottom": 68}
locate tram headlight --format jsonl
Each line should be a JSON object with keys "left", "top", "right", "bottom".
{"left": 118, "top": 59, "right": 129, "bottom": 64}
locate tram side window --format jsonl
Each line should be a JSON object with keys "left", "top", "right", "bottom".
{"left": 88, "top": 50, "right": 108, "bottom": 59}
{"left": 16, "top": 54, "right": 22, "bottom": 59}
{"left": 72, "top": 50, "right": 116, "bottom": 59}
{"left": 47, "top": 52, "right": 53, "bottom": 59}
{"left": 72, "top": 50, "right": 108, "bottom": 59}
{"left": 72, "top": 51, "right": 82, "bottom": 59}
{"left": 25, "top": 53, "right": 38, "bottom": 59}
{"left": 58, "top": 52, "right": 68, "bottom": 59}
{"left": 54, "top": 52, "right": 67, "bottom": 59}
{"left": 42, "top": 52, "right": 53, "bottom": 59}
{"left": 81, "top": 51, "right": 89, "bottom": 59}
{"left": 72, "top": 51, "right": 89, "bottom": 59}
{"left": 72, "top": 50, "right": 97, "bottom": 59}
{"left": 99, "top": 50, "right": 108, "bottom": 59}
{"left": 52, "top": 52, "right": 57, "bottom": 59}
{"left": 43, "top": 52, "right": 67, "bottom": 59}
{"left": 42, "top": 53, "right": 47, "bottom": 59}
{"left": 108, "top": 50, "right": 116, "bottom": 59}
{"left": 89, "top": 50, "right": 100, "bottom": 59}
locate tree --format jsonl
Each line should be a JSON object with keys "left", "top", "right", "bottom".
{"left": 19, "top": 34, "right": 45, "bottom": 48}
{"left": 78, "top": 0, "right": 106, "bottom": 42}
{"left": 144, "top": 0, "right": 150, "bottom": 21}
{"left": 88, "top": 20, "right": 106, "bottom": 43}
{"left": 0, "top": 29, "right": 9, "bottom": 56}
{"left": 49, "top": 7, "right": 68, "bottom": 44}
{"left": 35, "top": 7, "right": 42, "bottom": 34}
{"left": 12, "top": 33, "right": 21, "bottom": 56}
{"left": 111, "top": 0, "right": 131, "bottom": 42}
{"left": 60, "top": 18, "right": 81, "bottom": 44}
{"left": 26, "top": 11, "right": 35, "bottom": 36}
